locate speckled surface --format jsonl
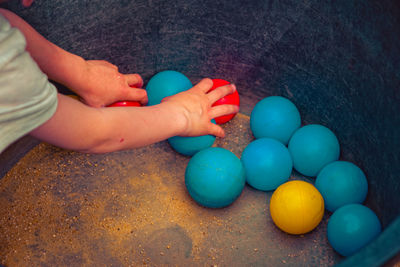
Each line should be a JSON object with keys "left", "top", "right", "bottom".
{"left": 0, "top": 0, "right": 399, "bottom": 266}
{"left": 0, "top": 114, "right": 339, "bottom": 266}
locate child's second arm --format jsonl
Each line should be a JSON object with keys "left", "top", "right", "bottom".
{"left": 30, "top": 79, "right": 239, "bottom": 153}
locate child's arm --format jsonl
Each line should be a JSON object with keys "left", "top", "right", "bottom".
{"left": 30, "top": 79, "right": 239, "bottom": 154}
{"left": 0, "top": 8, "right": 147, "bottom": 107}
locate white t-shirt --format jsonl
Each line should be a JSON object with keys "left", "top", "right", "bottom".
{"left": 0, "top": 14, "right": 58, "bottom": 153}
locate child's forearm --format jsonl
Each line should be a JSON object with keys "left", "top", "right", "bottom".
{"left": 30, "top": 94, "right": 187, "bottom": 153}
{"left": 30, "top": 79, "right": 238, "bottom": 153}
{"left": 0, "top": 8, "right": 86, "bottom": 90}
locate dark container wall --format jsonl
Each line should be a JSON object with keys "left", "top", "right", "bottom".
{"left": 0, "top": 0, "right": 399, "bottom": 266}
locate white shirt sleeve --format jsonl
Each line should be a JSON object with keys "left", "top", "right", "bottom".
{"left": 0, "top": 14, "right": 58, "bottom": 153}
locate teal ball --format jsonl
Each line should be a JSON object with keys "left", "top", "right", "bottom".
{"left": 327, "top": 204, "right": 381, "bottom": 256}
{"left": 241, "top": 138, "right": 293, "bottom": 191}
{"left": 288, "top": 124, "right": 340, "bottom": 177}
{"left": 146, "top": 70, "right": 192, "bottom": 106}
{"left": 185, "top": 147, "right": 245, "bottom": 208}
{"left": 315, "top": 161, "right": 368, "bottom": 212}
{"left": 250, "top": 96, "right": 301, "bottom": 145}
{"left": 168, "top": 120, "right": 217, "bottom": 156}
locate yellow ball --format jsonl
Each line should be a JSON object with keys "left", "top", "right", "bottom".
{"left": 270, "top": 180, "right": 324, "bottom": 235}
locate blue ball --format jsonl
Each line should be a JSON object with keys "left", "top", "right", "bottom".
{"left": 288, "top": 124, "right": 340, "bottom": 177}
{"left": 168, "top": 120, "right": 217, "bottom": 156}
{"left": 315, "top": 161, "right": 368, "bottom": 212}
{"left": 327, "top": 204, "right": 381, "bottom": 256}
{"left": 241, "top": 138, "right": 293, "bottom": 191}
{"left": 250, "top": 96, "right": 301, "bottom": 145}
{"left": 185, "top": 147, "right": 245, "bottom": 208}
{"left": 146, "top": 70, "right": 192, "bottom": 106}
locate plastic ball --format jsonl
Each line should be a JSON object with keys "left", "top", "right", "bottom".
{"left": 327, "top": 204, "right": 381, "bottom": 256}
{"left": 107, "top": 101, "right": 141, "bottom": 107}
{"left": 315, "top": 161, "right": 368, "bottom": 212}
{"left": 168, "top": 120, "right": 217, "bottom": 156}
{"left": 241, "top": 138, "right": 293, "bottom": 191}
{"left": 250, "top": 96, "right": 301, "bottom": 145}
{"left": 146, "top": 70, "right": 192, "bottom": 106}
{"left": 270, "top": 180, "right": 325, "bottom": 235}
{"left": 185, "top": 147, "right": 245, "bottom": 208}
{"left": 210, "top": 79, "right": 240, "bottom": 124}
{"left": 288, "top": 124, "right": 340, "bottom": 177}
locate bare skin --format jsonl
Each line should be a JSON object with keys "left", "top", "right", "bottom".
{"left": 0, "top": 8, "right": 147, "bottom": 108}
{"left": 0, "top": 7, "right": 239, "bottom": 154}
{"left": 30, "top": 80, "right": 238, "bottom": 153}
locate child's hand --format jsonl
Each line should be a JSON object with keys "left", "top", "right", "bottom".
{"left": 74, "top": 60, "right": 147, "bottom": 108}
{"left": 161, "top": 78, "right": 239, "bottom": 138}
{"left": 0, "top": 9, "right": 145, "bottom": 108}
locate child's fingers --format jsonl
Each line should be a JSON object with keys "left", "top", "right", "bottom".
{"left": 88, "top": 60, "right": 118, "bottom": 70}
{"left": 209, "top": 104, "right": 239, "bottom": 119}
{"left": 208, "top": 122, "right": 225, "bottom": 138}
{"left": 193, "top": 78, "right": 214, "bottom": 93}
{"left": 125, "top": 74, "right": 144, "bottom": 88}
{"left": 123, "top": 88, "right": 148, "bottom": 105}
{"left": 207, "top": 84, "right": 236, "bottom": 104}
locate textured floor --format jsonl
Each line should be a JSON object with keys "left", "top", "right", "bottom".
{"left": 0, "top": 0, "right": 399, "bottom": 265}
{"left": 0, "top": 114, "right": 340, "bottom": 266}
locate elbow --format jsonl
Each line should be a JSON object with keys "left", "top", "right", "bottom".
{"left": 80, "top": 145, "right": 120, "bottom": 155}
{"left": 77, "top": 135, "right": 120, "bottom": 154}
{"left": 79, "top": 145, "right": 110, "bottom": 154}
{"left": 76, "top": 127, "right": 127, "bottom": 154}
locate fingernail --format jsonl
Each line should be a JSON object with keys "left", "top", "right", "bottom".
{"left": 231, "top": 84, "right": 236, "bottom": 91}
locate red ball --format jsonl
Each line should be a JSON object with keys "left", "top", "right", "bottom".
{"left": 210, "top": 79, "right": 240, "bottom": 124}
{"left": 107, "top": 101, "right": 141, "bottom": 107}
